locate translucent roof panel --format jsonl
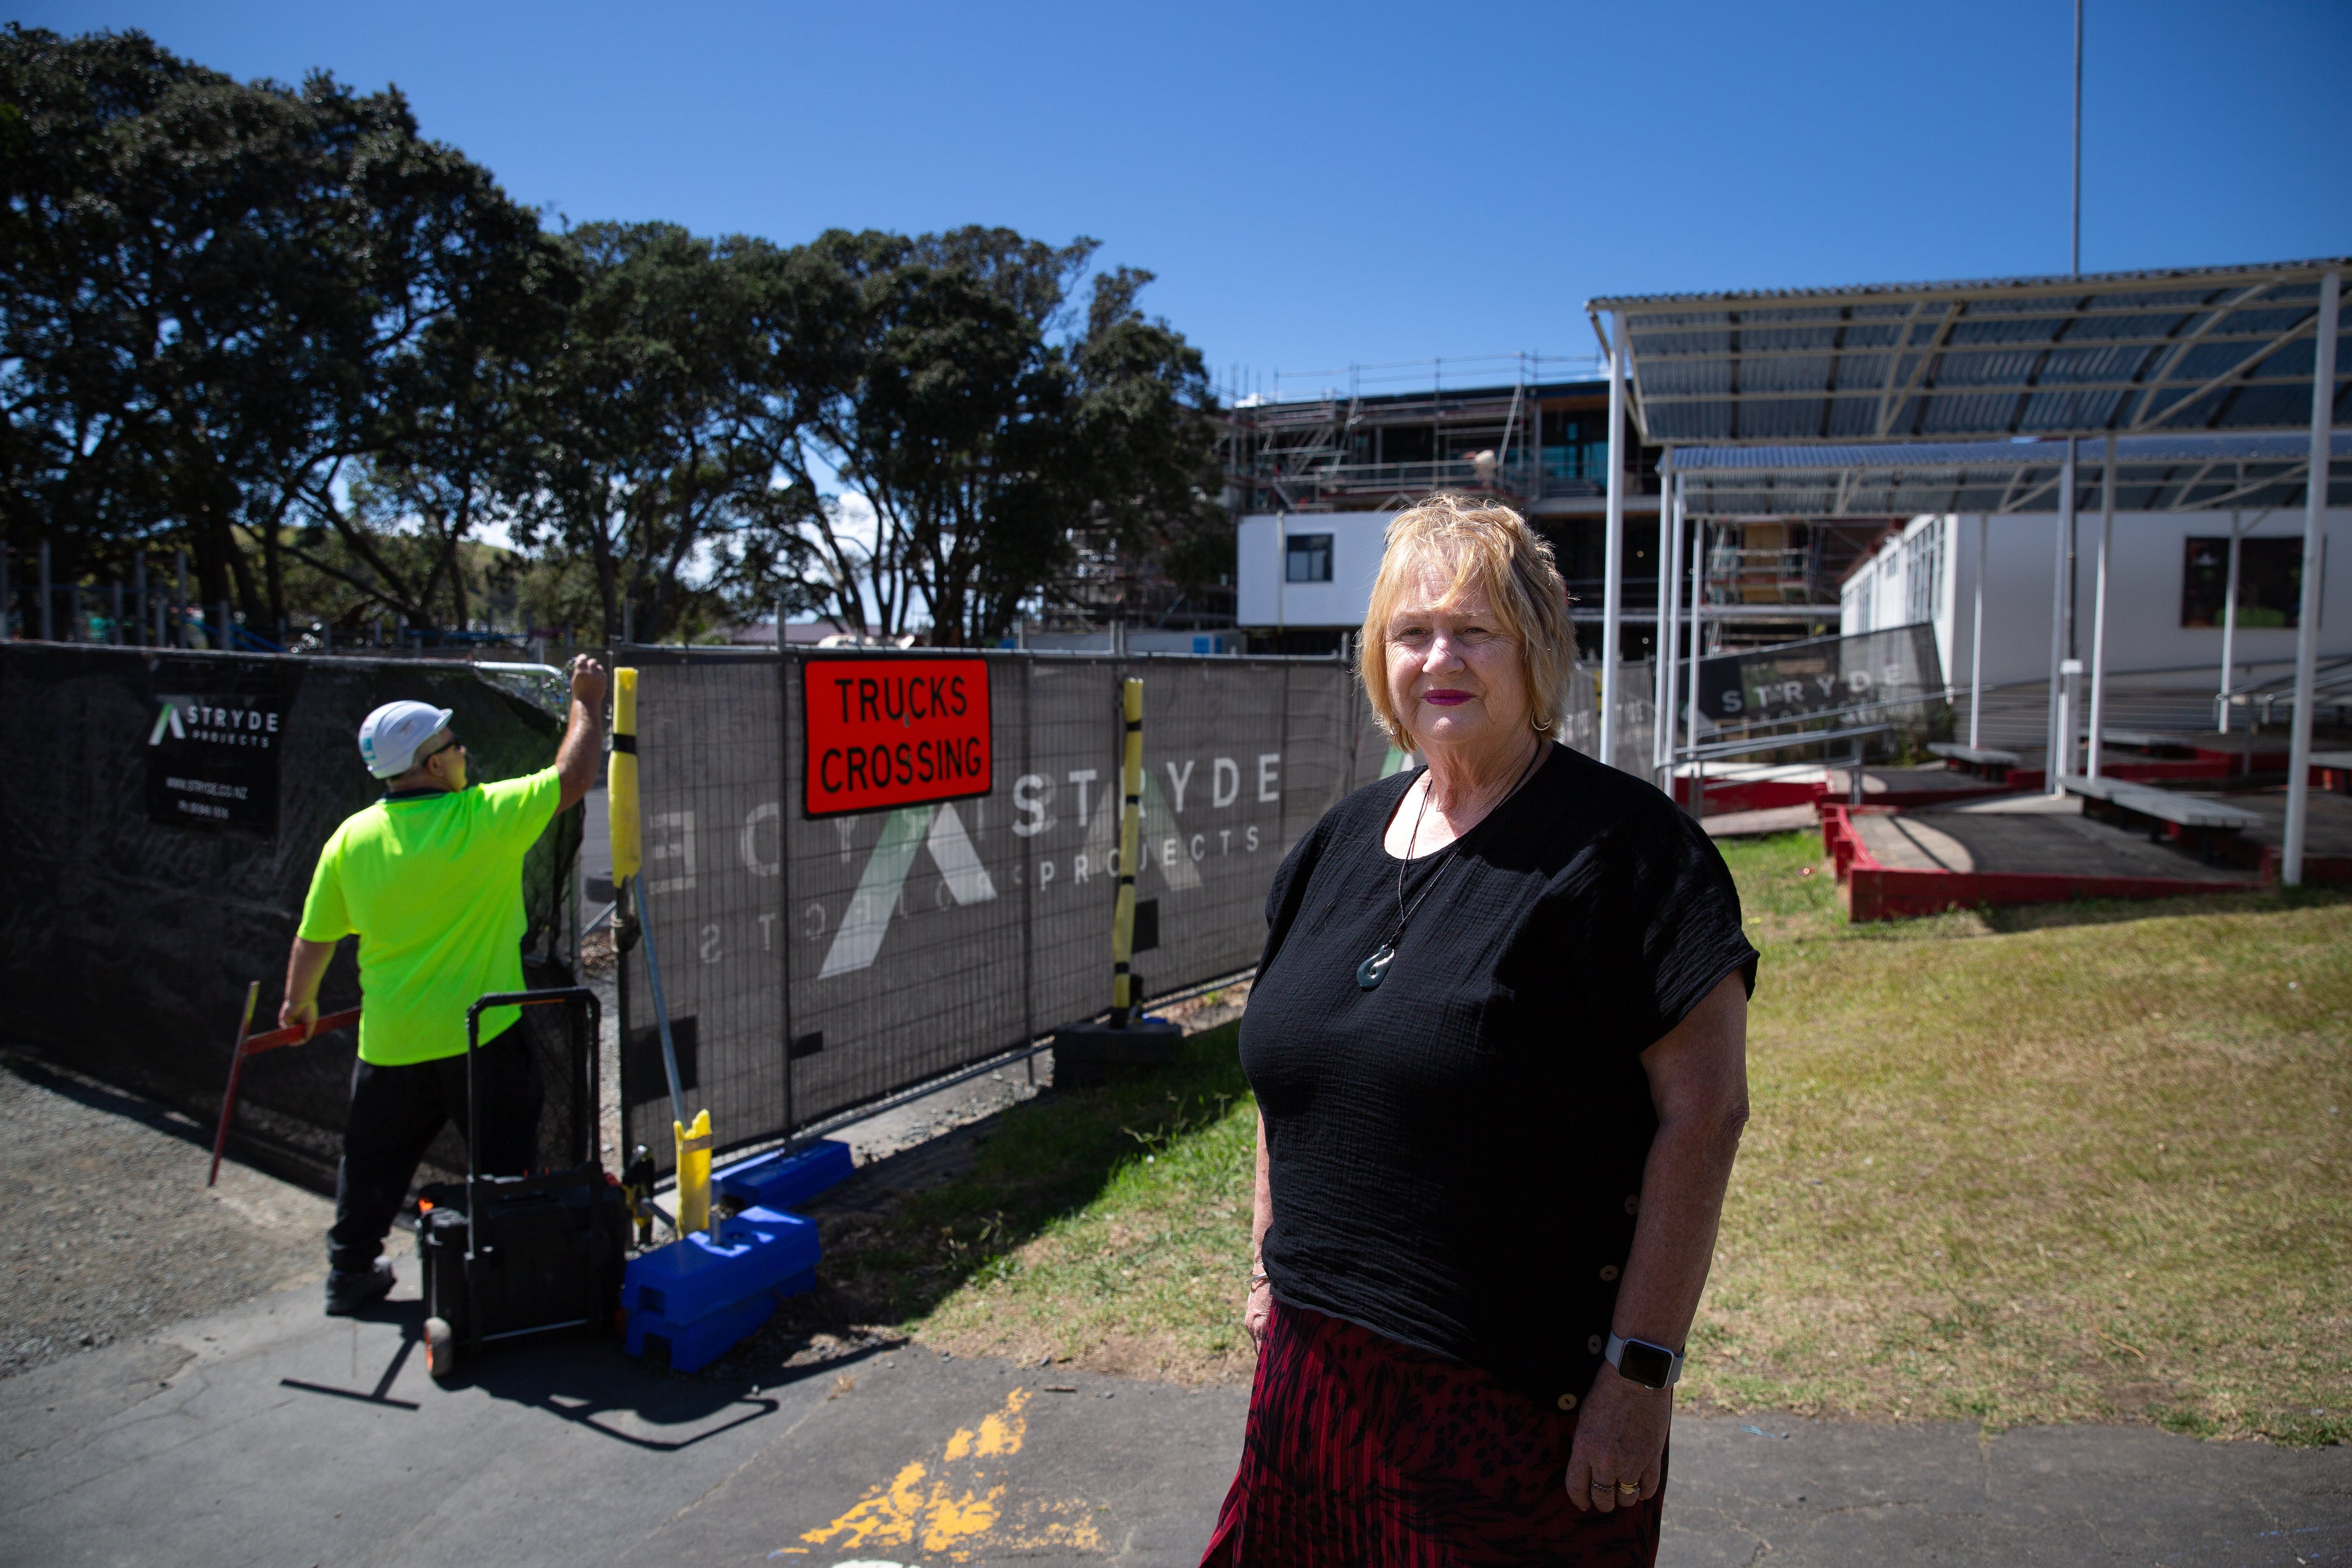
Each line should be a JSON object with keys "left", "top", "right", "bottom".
{"left": 1589, "top": 261, "right": 2351, "bottom": 446}
{"left": 1671, "top": 433, "right": 2352, "bottom": 517}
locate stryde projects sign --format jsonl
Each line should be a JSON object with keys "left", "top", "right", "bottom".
{"left": 145, "top": 659, "right": 299, "bottom": 837}
{"left": 802, "top": 657, "right": 993, "bottom": 819}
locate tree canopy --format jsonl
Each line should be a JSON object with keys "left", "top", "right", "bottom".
{"left": 2, "top": 25, "right": 1224, "bottom": 645}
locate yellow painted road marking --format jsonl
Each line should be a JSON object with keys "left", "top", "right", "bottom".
{"left": 793, "top": 1387, "right": 1104, "bottom": 1561}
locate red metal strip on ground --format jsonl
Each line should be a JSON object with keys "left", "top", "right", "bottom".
{"left": 1845, "top": 866, "right": 2260, "bottom": 923}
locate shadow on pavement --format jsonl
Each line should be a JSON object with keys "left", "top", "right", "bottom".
{"left": 277, "top": 1289, "right": 904, "bottom": 1453}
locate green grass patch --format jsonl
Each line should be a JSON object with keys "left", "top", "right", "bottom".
{"left": 809, "top": 834, "right": 2352, "bottom": 1442}
{"left": 785, "top": 1012, "right": 1263, "bottom": 1381}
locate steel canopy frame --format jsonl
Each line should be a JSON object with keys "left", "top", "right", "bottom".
{"left": 1664, "top": 432, "right": 2352, "bottom": 518}
{"left": 1589, "top": 259, "right": 2347, "bottom": 884}
{"left": 1591, "top": 259, "right": 2352, "bottom": 448}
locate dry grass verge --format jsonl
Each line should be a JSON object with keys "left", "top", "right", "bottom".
{"left": 808, "top": 839, "right": 2351, "bottom": 1442}
{"left": 1700, "top": 831, "right": 2351, "bottom": 1444}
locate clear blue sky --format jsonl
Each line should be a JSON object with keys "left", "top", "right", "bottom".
{"left": 21, "top": 0, "right": 2352, "bottom": 396}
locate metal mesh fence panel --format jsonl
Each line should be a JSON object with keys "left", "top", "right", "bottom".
{"left": 1557, "top": 658, "right": 1656, "bottom": 771}
{"left": 617, "top": 649, "right": 1378, "bottom": 1170}
{"left": 0, "top": 644, "right": 583, "bottom": 1188}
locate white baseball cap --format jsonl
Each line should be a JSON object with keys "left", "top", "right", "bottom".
{"left": 358, "top": 700, "right": 456, "bottom": 779}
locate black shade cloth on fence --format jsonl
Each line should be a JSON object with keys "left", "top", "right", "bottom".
{"left": 0, "top": 645, "right": 583, "bottom": 1188}
{"left": 616, "top": 649, "right": 1401, "bottom": 1173}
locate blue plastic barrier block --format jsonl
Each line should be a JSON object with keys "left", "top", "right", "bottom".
{"left": 625, "top": 1289, "right": 775, "bottom": 1374}
{"left": 622, "top": 1267, "right": 817, "bottom": 1375}
{"left": 714, "top": 1140, "right": 855, "bottom": 1212}
{"left": 620, "top": 1206, "right": 819, "bottom": 1323}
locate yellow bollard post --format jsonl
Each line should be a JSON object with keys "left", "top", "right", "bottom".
{"left": 675, "top": 1108, "right": 711, "bottom": 1237}
{"left": 609, "top": 668, "right": 641, "bottom": 884}
{"left": 1111, "top": 677, "right": 1144, "bottom": 1027}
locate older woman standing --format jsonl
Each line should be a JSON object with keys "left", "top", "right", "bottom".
{"left": 1203, "top": 495, "right": 1756, "bottom": 1566}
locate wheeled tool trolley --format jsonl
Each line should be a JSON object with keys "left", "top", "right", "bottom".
{"left": 419, "top": 987, "right": 628, "bottom": 1381}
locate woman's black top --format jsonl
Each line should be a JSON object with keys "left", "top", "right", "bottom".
{"left": 1239, "top": 743, "right": 1757, "bottom": 1409}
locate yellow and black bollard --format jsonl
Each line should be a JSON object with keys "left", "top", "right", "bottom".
{"left": 1110, "top": 677, "right": 1144, "bottom": 1027}
{"left": 1052, "top": 676, "right": 1181, "bottom": 1086}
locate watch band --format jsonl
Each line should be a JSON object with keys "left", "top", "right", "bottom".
{"left": 1604, "top": 1333, "right": 1685, "bottom": 1389}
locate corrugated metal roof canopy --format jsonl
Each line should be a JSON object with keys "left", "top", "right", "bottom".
{"left": 1588, "top": 259, "right": 2352, "bottom": 446}
{"left": 1673, "top": 432, "right": 2352, "bottom": 518}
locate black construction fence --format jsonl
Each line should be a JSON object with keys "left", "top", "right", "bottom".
{"left": 616, "top": 648, "right": 1405, "bottom": 1174}
{"left": 0, "top": 643, "right": 583, "bottom": 1187}
{"left": 4, "top": 637, "right": 1667, "bottom": 1191}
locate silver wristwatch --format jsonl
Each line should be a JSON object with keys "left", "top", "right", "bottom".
{"left": 1604, "top": 1333, "right": 1685, "bottom": 1390}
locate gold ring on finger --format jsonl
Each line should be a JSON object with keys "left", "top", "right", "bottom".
{"left": 1616, "top": 1481, "right": 1641, "bottom": 1495}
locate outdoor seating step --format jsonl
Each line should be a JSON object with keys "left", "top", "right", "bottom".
{"left": 1929, "top": 743, "right": 2023, "bottom": 766}
{"left": 2061, "top": 775, "right": 2261, "bottom": 828}
{"left": 2098, "top": 727, "right": 2200, "bottom": 755}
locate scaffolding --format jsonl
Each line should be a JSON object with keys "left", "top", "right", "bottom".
{"left": 1216, "top": 354, "right": 1639, "bottom": 517}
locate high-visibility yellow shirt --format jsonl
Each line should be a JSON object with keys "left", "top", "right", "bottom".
{"left": 297, "top": 769, "right": 562, "bottom": 1065}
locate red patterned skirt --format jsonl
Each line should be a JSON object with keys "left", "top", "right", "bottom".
{"left": 1201, "top": 1300, "right": 1665, "bottom": 1568}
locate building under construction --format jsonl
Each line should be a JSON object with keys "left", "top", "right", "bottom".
{"left": 1221, "top": 356, "right": 1868, "bottom": 656}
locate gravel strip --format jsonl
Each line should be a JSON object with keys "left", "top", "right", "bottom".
{"left": 0, "top": 1050, "right": 360, "bottom": 1380}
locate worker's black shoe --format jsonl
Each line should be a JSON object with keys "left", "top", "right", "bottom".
{"left": 324, "top": 1260, "right": 396, "bottom": 1316}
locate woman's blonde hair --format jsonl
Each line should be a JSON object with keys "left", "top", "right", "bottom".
{"left": 1359, "top": 493, "right": 1576, "bottom": 744}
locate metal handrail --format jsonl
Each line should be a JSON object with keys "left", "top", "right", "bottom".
{"left": 1676, "top": 722, "right": 1895, "bottom": 765}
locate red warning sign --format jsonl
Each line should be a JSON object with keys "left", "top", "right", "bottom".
{"left": 803, "top": 658, "right": 993, "bottom": 818}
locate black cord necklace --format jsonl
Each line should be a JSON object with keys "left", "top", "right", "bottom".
{"left": 1355, "top": 739, "right": 1547, "bottom": 991}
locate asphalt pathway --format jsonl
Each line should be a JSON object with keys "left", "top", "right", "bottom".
{"left": 5, "top": 1250, "right": 2348, "bottom": 1567}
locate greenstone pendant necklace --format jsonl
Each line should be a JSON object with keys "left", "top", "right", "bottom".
{"left": 1357, "top": 740, "right": 1545, "bottom": 991}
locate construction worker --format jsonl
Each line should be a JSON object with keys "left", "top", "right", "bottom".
{"left": 281, "top": 655, "right": 607, "bottom": 1315}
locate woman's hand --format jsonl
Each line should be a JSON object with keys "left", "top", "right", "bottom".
{"left": 1563, "top": 1364, "right": 1671, "bottom": 1512}
{"left": 1244, "top": 1277, "right": 1273, "bottom": 1348}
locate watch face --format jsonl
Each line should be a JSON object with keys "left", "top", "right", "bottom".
{"left": 1618, "top": 1339, "right": 1675, "bottom": 1388}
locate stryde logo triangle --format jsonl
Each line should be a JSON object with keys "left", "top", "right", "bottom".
{"left": 148, "top": 702, "right": 187, "bottom": 745}
{"left": 819, "top": 802, "right": 996, "bottom": 978}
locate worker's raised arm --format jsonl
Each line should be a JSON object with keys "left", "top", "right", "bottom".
{"left": 556, "top": 656, "right": 608, "bottom": 814}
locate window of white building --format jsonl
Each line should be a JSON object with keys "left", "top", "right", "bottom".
{"left": 1285, "top": 532, "right": 1334, "bottom": 583}
{"left": 1903, "top": 519, "right": 1944, "bottom": 628}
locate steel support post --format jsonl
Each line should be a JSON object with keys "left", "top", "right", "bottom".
{"left": 1598, "top": 315, "right": 1628, "bottom": 770}
{"left": 1968, "top": 513, "right": 1987, "bottom": 749}
{"left": 2046, "top": 442, "right": 2076, "bottom": 791}
{"left": 38, "top": 539, "right": 53, "bottom": 642}
{"left": 2086, "top": 435, "right": 2116, "bottom": 778}
{"left": 2217, "top": 516, "right": 2242, "bottom": 732}
{"left": 1685, "top": 512, "right": 1705, "bottom": 804}
{"left": 1652, "top": 448, "right": 1674, "bottom": 779}
{"left": 2283, "top": 267, "right": 2341, "bottom": 887}
{"left": 1658, "top": 475, "right": 1686, "bottom": 791}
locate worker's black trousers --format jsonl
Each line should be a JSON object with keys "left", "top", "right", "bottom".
{"left": 328, "top": 1025, "right": 541, "bottom": 1276}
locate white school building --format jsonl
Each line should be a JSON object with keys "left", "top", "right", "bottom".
{"left": 1840, "top": 502, "right": 2351, "bottom": 699}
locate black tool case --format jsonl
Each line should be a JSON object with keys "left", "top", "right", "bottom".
{"left": 419, "top": 987, "right": 627, "bottom": 1378}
